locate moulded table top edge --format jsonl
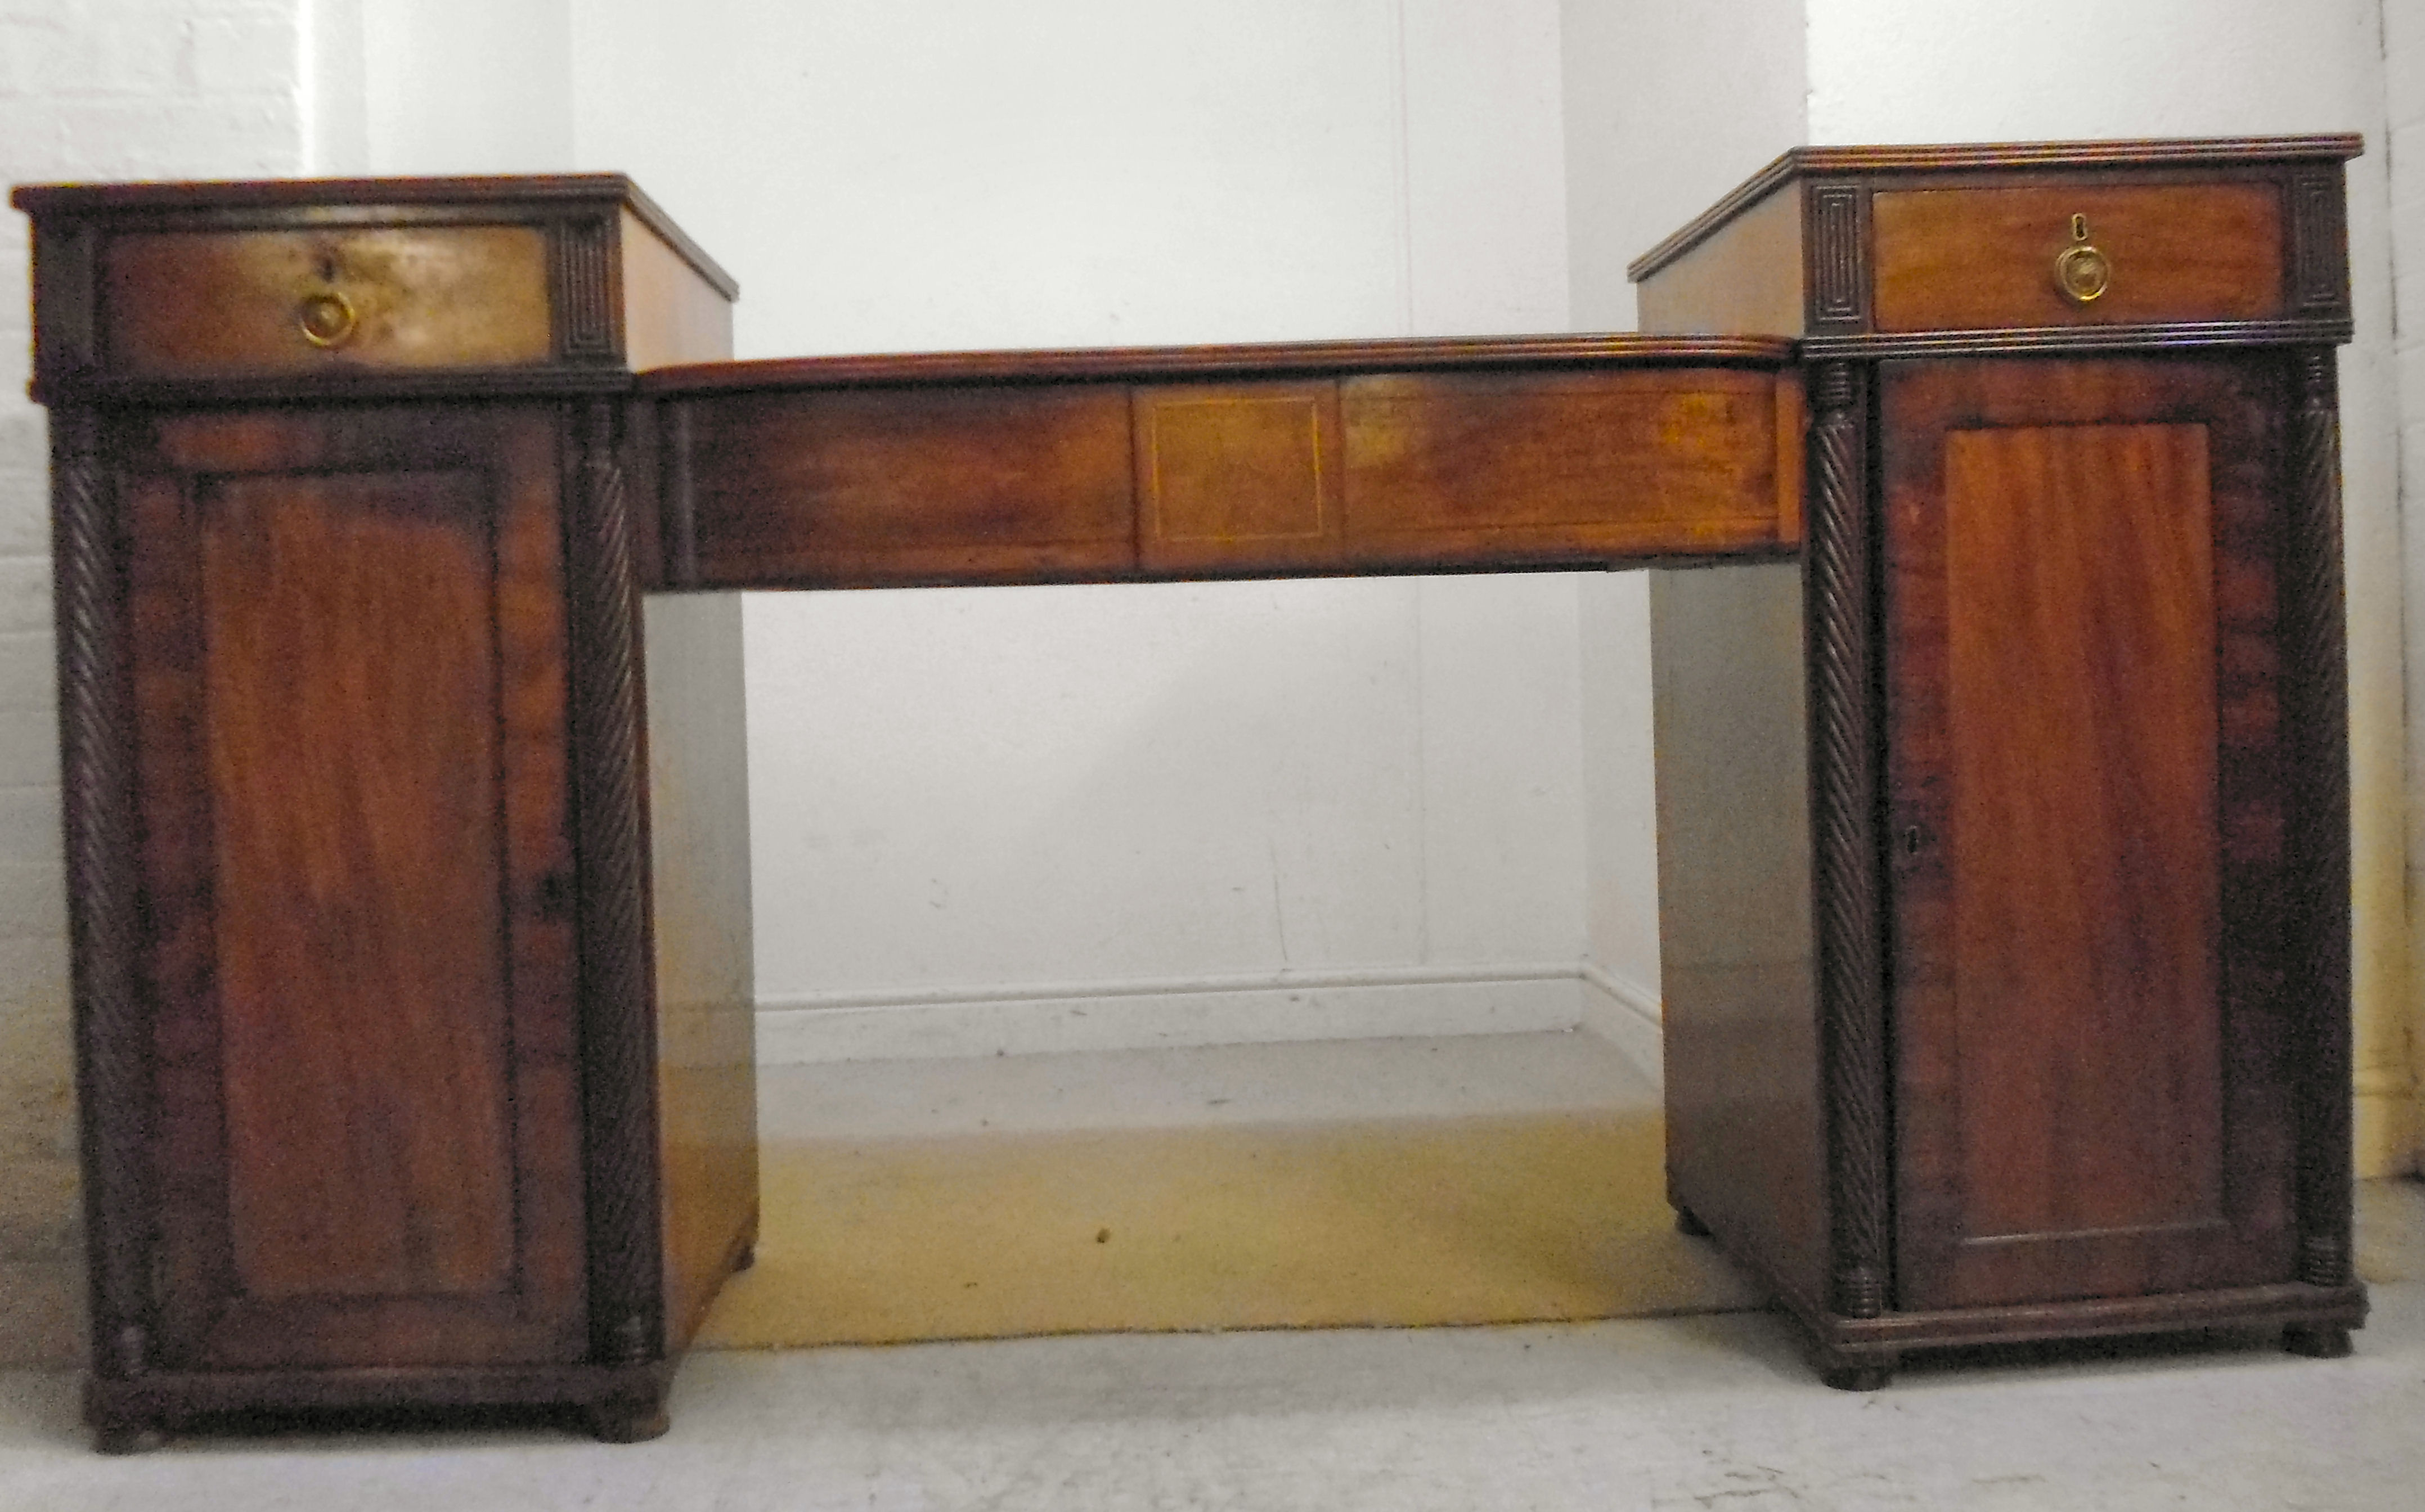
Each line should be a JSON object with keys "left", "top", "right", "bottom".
{"left": 637, "top": 332, "right": 1796, "bottom": 394}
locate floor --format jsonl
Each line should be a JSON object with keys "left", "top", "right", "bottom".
{"left": 3, "top": 1034, "right": 2420, "bottom": 1511}
{"left": 704, "top": 1034, "right": 1753, "bottom": 1348}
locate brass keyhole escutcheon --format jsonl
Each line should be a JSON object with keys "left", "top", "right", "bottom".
{"left": 297, "top": 289, "right": 359, "bottom": 348}
{"left": 2054, "top": 212, "right": 2110, "bottom": 305}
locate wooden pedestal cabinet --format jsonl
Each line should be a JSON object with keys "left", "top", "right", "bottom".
{"left": 12, "top": 136, "right": 2377, "bottom": 1446}
{"left": 1634, "top": 139, "right": 2369, "bottom": 1385}
{"left": 11, "top": 179, "right": 761, "bottom": 1447}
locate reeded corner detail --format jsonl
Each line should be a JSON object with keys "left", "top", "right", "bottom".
{"left": 2290, "top": 173, "right": 2348, "bottom": 314}
{"left": 1808, "top": 186, "right": 1868, "bottom": 330}
{"left": 555, "top": 216, "right": 621, "bottom": 361}
{"left": 31, "top": 219, "right": 102, "bottom": 395}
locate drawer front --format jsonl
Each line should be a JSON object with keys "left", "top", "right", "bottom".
{"left": 102, "top": 225, "right": 556, "bottom": 377}
{"left": 1871, "top": 183, "right": 2284, "bottom": 332}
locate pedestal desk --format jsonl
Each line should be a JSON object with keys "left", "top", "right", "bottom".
{"left": 10, "top": 136, "right": 2368, "bottom": 1447}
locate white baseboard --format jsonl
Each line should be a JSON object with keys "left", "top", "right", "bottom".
{"left": 1579, "top": 964, "right": 1662, "bottom": 1088}
{"left": 755, "top": 963, "right": 1589, "bottom": 1064}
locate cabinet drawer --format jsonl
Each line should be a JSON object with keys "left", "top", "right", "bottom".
{"left": 102, "top": 225, "right": 556, "bottom": 377}
{"left": 1871, "top": 182, "right": 2284, "bottom": 332}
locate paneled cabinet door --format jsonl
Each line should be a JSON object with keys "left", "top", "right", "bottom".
{"left": 122, "top": 404, "right": 590, "bottom": 1370}
{"left": 1880, "top": 356, "right": 2301, "bottom": 1311}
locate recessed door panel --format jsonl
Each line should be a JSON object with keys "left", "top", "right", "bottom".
{"left": 1884, "top": 357, "right": 2297, "bottom": 1310}
{"left": 131, "top": 406, "right": 587, "bottom": 1369}
{"left": 1943, "top": 423, "right": 2224, "bottom": 1243}
{"left": 199, "top": 470, "right": 516, "bottom": 1302}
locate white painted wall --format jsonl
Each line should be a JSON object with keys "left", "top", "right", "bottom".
{"left": 2383, "top": 0, "right": 2425, "bottom": 1167}
{"left": 1560, "top": 0, "right": 1809, "bottom": 1055}
{"left": 356, "top": 0, "right": 570, "bottom": 176}
{"left": 568, "top": 0, "right": 1586, "bottom": 1056}
{"left": 0, "top": 0, "right": 313, "bottom": 1368}
{"left": 1806, "top": 0, "right": 2410, "bottom": 1177}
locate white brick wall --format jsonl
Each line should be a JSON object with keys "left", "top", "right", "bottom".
{"left": 0, "top": 0, "right": 307, "bottom": 1369}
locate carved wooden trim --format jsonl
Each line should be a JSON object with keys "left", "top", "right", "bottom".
{"left": 2284, "top": 349, "right": 2352, "bottom": 1289}
{"left": 555, "top": 216, "right": 621, "bottom": 361}
{"left": 1798, "top": 317, "right": 2354, "bottom": 362}
{"left": 1807, "top": 187, "right": 1869, "bottom": 331}
{"left": 2289, "top": 172, "right": 2348, "bottom": 315}
{"left": 53, "top": 408, "right": 154, "bottom": 1378}
{"left": 1805, "top": 362, "right": 1890, "bottom": 1318}
{"left": 567, "top": 399, "right": 663, "bottom": 1362}
{"left": 29, "top": 219, "right": 100, "bottom": 403}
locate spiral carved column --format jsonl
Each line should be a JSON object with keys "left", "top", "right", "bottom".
{"left": 1806, "top": 363, "right": 1890, "bottom": 1321}
{"left": 567, "top": 399, "right": 664, "bottom": 1364}
{"left": 2283, "top": 349, "right": 2352, "bottom": 1292}
{"left": 52, "top": 408, "right": 154, "bottom": 1378}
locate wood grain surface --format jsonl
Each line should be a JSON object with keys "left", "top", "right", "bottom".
{"left": 199, "top": 469, "right": 517, "bottom": 1301}
{"left": 1632, "top": 182, "right": 1808, "bottom": 338}
{"left": 1883, "top": 357, "right": 2297, "bottom": 1311}
{"left": 1137, "top": 381, "right": 1344, "bottom": 574}
{"left": 1942, "top": 422, "right": 2222, "bottom": 1240}
{"left": 1625, "top": 136, "right": 2359, "bottom": 285}
{"left": 667, "top": 358, "right": 1795, "bottom": 588}
{"left": 1339, "top": 368, "right": 1785, "bottom": 563}
{"left": 104, "top": 227, "right": 555, "bottom": 376}
{"left": 1647, "top": 563, "right": 1829, "bottom": 1316}
{"left": 619, "top": 208, "right": 737, "bottom": 371}
{"left": 683, "top": 384, "right": 1135, "bottom": 587}
{"left": 1872, "top": 183, "right": 2284, "bottom": 331}
{"left": 131, "top": 407, "right": 587, "bottom": 1370}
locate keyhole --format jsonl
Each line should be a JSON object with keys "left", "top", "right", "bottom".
{"left": 2071, "top": 213, "right": 2089, "bottom": 242}
{"left": 1901, "top": 825, "right": 1924, "bottom": 858}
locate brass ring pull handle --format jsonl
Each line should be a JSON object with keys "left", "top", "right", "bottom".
{"left": 2054, "top": 213, "right": 2110, "bottom": 305}
{"left": 296, "top": 289, "right": 359, "bottom": 348}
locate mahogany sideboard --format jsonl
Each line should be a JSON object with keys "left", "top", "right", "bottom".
{"left": 8, "top": 134, "right": 2366, "bottom": 1447}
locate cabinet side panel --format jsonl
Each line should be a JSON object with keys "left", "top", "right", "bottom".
{"left": 1650, "top": 562, "right": 1826, "bottom": 1309}
{"left": 643, "top": 591, "right": 759, "bottom": 1352}
{"left": 198, "top": 470, "right": 517, "bottom": 1300}
{"left": 620, "top": 209, "right": 734, "bottom": 371}
{"left": 1633, "top": 186, "right": 1806, "bottom": 338}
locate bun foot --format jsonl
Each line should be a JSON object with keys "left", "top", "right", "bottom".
{"left": 582, "top": 1401, "right": 672, "bottom": 1443}
{"left": 2284, "top": 1324, "right": 2353, "bottom": 1360}
{"left": 1820, "top": 1363, "right": 1893, "bottom": 1392}
{"left": 1672, "top": 1204, "right": 1712, "bottom": 1239}
{"left": 92, "top": 1424, "right": 151, "bottom": 1455}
